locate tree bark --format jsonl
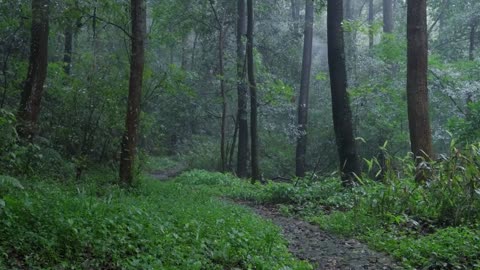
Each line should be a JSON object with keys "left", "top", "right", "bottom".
{"left": 219, "top": 26, "right": 227, "bottom": 172}
{"left": 295, "top": 0, "right": 314, "bottom": 178}
{"left": 17, "top": 0, "right": 50, "bottom": 141}
{"left": 469, "top": 22, "right": 476, "bottom": 61}
{"left": 383, "top": 0, "right": 393, "bottom": 33}
{"left": 247, "top": 0, "right": 261, "bottom": 182}
{"left": 63, "top": 25, "right": 73, "bottom": 75}
{"left": 291, "top": 0, "right": 300, "bottom": 33}
{"left": 228, "top": 116, "right": 239, "bottom": 171}
{"left": 327, "top": 0, "right": 361, "bottom": 186}
{"left": 119, "top": 0, "right": 146, "bottom": 186}
{"left": 236, "top": 0, "right": 249, "bottom": 178}
{"left": 368, "top": 0, "right": 374, "bottom": 49}
{"left": 406, "top": 0, "right": 433, "bottom": 164}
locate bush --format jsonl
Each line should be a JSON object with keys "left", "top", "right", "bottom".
{"left": 175, "top": 169, "right": 237, "bottom": 186}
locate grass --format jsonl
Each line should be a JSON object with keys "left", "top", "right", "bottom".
{"left": 142, "top": 156, "right": 181, "bottom": 173}
{"left": 202, "top": 142, "right": 480, "bottom": 270}
{"left": 0, "top": 170, "right": 311, "bottom": 270}
{"left": 2, "top": 145, "right": 480, "bottom": 270}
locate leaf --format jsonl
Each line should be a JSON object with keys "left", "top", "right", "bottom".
{"left": 315, "top": 72, "right": 328, "bottom": 81}
{"left": 0, "top": 175, "right": 24, "bottom": 189}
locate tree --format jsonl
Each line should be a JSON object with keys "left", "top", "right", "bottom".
{"left": 119, "top": 0, "right": 146, "bottom": 185}
{"left": 383, "top": 0, "right": 393, "bottom": 33}
{"left": 247, "top": 0, "right": 261, "bottom": 182}
{"left": 209, "top": 0, "right": 228, "bottom": 172}
{"left": 291, "top": 0, "right": 300, "bottom": 33}
{"left": 295, "top": 0, "right": 314, "bottom": 178}
{"left": 327, "top": 0, "right": 360, "bottom": 185}
{"left": 17, "top": 0, "right": 49, "bottom": 141}
{"left": 236, "top": 0, "right": 249, "bottom": 178}
{"left": 62, "top": 0, "right": 81, "bottom": 76}
{"left": 368, "top": 0, "right": 374, "bottom": 49}
{"left": 469, "top": 19, "right": 477, "bottom": 61}
{"left": 406, "top": 0, "right": 433, "bottom": 164}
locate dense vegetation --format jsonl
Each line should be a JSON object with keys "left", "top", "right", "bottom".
{"left": 0, "top": 0, "right": 479, "bottom": 269}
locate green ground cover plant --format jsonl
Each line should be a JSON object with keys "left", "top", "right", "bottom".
{"left": 0, "top": 170, "right": 311, "bottom": 270}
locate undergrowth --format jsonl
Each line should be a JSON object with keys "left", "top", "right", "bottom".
{"left": 1, "top": 140, "right": 479, "bottom": 269}
{"left": 0, "top": 170, "right": 311, "bottom": 270}
{"left": 218, "top": 143, "right": 480, "bottom": 269}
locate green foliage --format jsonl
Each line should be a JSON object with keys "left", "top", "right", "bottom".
{"left": 0, "top": 175, "right": 23, "bottom": 214}
{"left": 175, "top": 170, "right": 237, "bottom": 186}
{"left": 144, "top": 156, "right": 180, "bottom": 173}
{"left": 366, "top": 227, "right": 480, "bottom": 269}
{"left": 374, "top": 34, "right": 406, "bottom": 63}
{"left": 0, "top": 171, "right": 311, "bottom": 269}
{"left": 178, "top": 135, "right": 220, "bottom": 171}
{"left": 0, "top": 110, "right": 73, "bottom": 178}
{"left": 449, "top": 102, "right": 480, "bottom": 144}
{"left": 218, "top": 142, "right": 480, "bottom": 269}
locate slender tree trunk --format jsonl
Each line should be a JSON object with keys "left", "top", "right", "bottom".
{"left": 181, "top": 37, "right": 189, "bottom": 70}
{"left": 345, "top": 0, "right": 353, "bottom": 20}
{"left": 295, "top": 0, "right": 314, "bottom": 178}
{"left": 119, "top": 0, "right": 146, "bottom": 186}
{"left": 219, "top": 27, "right": 227, "bottom": 172}
{"left": 17, "top": 0, "right": 49, "bottom": 141}
{"left": 228, "top": 116, "right": 239, "bottom": 171}
{"left": 344, "top": 0, "right": 357, "bottom": 87}
{"left": 247, "top": 0, "right": 261, "bottom": 182}
{"left": 236, "top": 0, "right": 249, "bottom": 178}
{"left": 368, "top": 0, "right": 374, "bottom": 50}
{"left": 191, "top": 32, "right": 198, "bottom": 69}
{"left": 64, "top": 25, "right": 73, "bottom": 75}
{"left": 406, "top": 0, "right": 433, "bottom": 165}
{"left": 291, "top": 0, "right": 300, "bottom": 33}
{"left": 383, "top": 0, "right": 393, "bottom": 33}
{"left": 469, "top": 22, "right": 476, "bottom": 61}
{"left": 327, "top": 0, "right": 361, "bottom": 186}
{"left": 1, "top": 48, "right": 12, "bottom": 109}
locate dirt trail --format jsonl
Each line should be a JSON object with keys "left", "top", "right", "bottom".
{"left": 151, "top": 168, "right": 398, "bottom": 269}
{"left": 150, "top": 165, "right": 186, "bottom": 181}
{"left": 238, "top": 202, "right": 399, "bottom": 270}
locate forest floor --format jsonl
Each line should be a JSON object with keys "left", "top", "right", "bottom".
{"left": 149, "top": 162, "right": 186, "bottom": 180}
{"left": 234, "top": 200, "right": 399, "bottom": 270}
{"left": 152, "top": 167, "right": 398, "bottom": 270}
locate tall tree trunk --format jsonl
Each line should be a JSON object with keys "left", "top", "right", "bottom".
{"left": 17, "top": 0, "right": 50, "bottom": 141}
{"left": 327, "top": 0, "right": 361, "bottom": 186}
{"left": 191, "top": 32, "right": 198, "bottom": 68}
{"left": 1, "top": 47, "right": 12, "bottom": 109}
{"left": 406, "top": 0, "right": 433, "bottom": 165}
{"left": 295, "top": 0, "right": 314, "bottom": 178}
{"left": 219, "top": 26, "right": 227, "bottom": 172}
{"left": 469, "top": 22, "right": 476, "bottom": 61}
{"left": 119, "top": 0, "right": 146, "bottom": 186}
{"left": 291, "top": 0, "right": 300, "bottom": 33}
{"left": 236, "top": 0, "right": 249, "bottom": 178}
{"left": 383, "top": 0, "right": 393, "bottom": 33}
{"left": 344, "top": 0, "right": 357, "bottom": 87}
{"left": 345, "top": 0, "right": 353, "bottom": 20}
{"left": 368, "top": 0, "right": 374, "bottom": 50}
{"left": 247, "top": 0, "right": 261, "bottom": 182}
{"left": 228, "top": 116, "right": 239, "bottom": 171}
{"left": 63, "top": 24, "right": 73, "bottom": 75}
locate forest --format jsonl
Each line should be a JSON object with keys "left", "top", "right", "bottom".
{"left": 0, "top": 0, "right": 479, "bottom": 269}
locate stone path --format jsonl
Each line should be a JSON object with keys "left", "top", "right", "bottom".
{"left": 239, "top": 202, "right": 399, "bottom": 270}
